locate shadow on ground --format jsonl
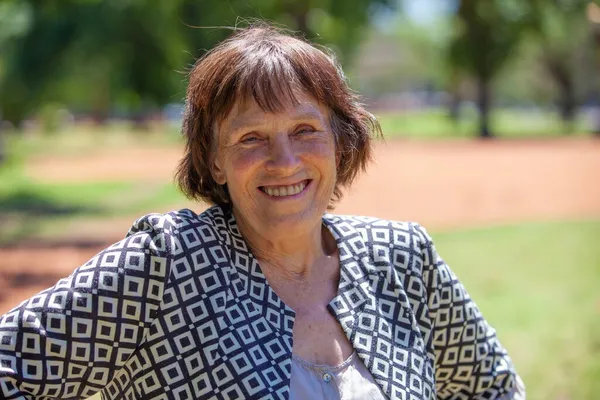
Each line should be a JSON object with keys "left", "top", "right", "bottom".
{"left": 0, "top": 241, "right": 110, "bottom": 314}
{"left": 0, "top": 189, "right": 104, "bottom": 245}
{"left": 0, "top": 188, "right": 101, "bottom": 215}
{"left": 0, "top": 270, "right": 67, "bottom": 312}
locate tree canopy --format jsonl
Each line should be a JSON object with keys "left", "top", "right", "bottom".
{"left": 0, "top": 0, "right": 394, "bottom": 127}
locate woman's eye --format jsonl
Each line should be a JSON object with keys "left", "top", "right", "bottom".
{"left": 294, "top": 126, "right": 316, "bottom": 135}
{"left": 240, "top": 135, "right": 260, "bottom": 143}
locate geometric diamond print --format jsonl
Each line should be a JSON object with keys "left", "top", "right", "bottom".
{"left": 0, "top": 205, "right": 524, "bottom": 399}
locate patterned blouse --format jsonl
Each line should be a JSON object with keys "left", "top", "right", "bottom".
{"left": 0, "top": 205, "right": 525, "bottom": 399}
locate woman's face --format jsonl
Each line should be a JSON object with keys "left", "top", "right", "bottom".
{"left": 212, "top": 92, "right": 337, "bottom": 238}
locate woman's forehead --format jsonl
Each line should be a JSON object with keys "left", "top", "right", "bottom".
{"left": 221, "top": 92, "right": 329, "bottom": 132}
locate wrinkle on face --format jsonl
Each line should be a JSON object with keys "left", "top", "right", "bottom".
{"left": 212, "top": 92, "right": 338, "bottom": 266}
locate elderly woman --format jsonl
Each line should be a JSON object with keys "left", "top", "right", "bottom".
{"left": 0, "top": 25, "right": 524, "bottom": 400}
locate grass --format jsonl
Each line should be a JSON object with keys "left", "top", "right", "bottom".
{"left": 0, "top": 179, "right": 189, "bottom": 244}
{"left": 0, "top": 154, "right": 189, "bottom": 243}
{"left": 376, "top": 107, "right": 590, "bottom": 139}
{"left": 0, "top": 127, "right": 190, "bottom": 244}
{"left": 430, "top": 220, "right": 600, "bottom": 400}
{"left": 2, "top": 122, "right": 182, "bottom": 158}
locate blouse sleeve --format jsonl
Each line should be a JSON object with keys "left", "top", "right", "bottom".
{"left": 416, "top": 225, "right": 526, "bottom": 400}
{"left": 0, "top": 213, "right": 175, "bottom": 399}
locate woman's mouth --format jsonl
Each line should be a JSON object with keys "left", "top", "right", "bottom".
{"left": 259, "top": 180, "right": 310, "bottom": 197}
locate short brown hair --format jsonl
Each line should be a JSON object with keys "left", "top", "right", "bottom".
{"left": 175, "top": 23, "right": 381, "bottom": 206}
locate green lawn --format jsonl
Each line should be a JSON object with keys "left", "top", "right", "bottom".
{"left": 431, "top": 220, "right": 600, "bottom": 400}
{"left": 377, "top": 107, "right": 590, "bottom": 139}
{"left": 0, "top": 128, "right": 189, "bottom": 244}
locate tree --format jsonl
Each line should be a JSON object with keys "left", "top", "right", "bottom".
{"left": 448, "top": 0, "right": 530, "bottom": 138}
{"left": 588, "top": 2, "right": 600, "bottom": 134}
{"left": 525, "top": 0, "right": 592, "bottom": 132}
{"left": 0, "top": 0, "right": 395, "bottom": 129}
{"left": 0, "top": 1, "right": 79, "bottom": 127}
{"left": 347, "top": 14, "right": 452, "bottom": 98}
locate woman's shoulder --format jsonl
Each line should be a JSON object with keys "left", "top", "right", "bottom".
{"left": 127, "top": 205, "right": 226, "bottom": 235}
{"left": 121, "top": 205, "right": 232, "bottom": 256}
{"left": 323, "top": 213, "right": 432, "bottom": 244}
{"left": 324, "top": 214, "right": 438, "bottom": 280}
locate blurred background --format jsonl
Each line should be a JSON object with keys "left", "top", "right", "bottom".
{"left": 0, "top": 0, "right": 599, "bottom": 399}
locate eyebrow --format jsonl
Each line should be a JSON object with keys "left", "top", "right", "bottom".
{"left": 228, "top": 109, "right": 326, "bottom": 136}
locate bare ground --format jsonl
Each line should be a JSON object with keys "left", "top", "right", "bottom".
{"left": 1, "top": 138, "right": 599, "bottom": 313}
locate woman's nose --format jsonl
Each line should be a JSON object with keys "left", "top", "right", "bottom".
{"left": 266, "top": 134, "right": 300, "bottom": 173}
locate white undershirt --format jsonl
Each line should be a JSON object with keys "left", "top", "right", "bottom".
{"left": 289, "top": 352, "right": 387, "bottom": 400}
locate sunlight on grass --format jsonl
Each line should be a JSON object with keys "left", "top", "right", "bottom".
{"left": 2, "top": 123, "right": 182, "bottom": 159}
{"left": 0, "top": 134, "right": 190, "bottom": 243}
{"left": 431, "top": 220, "right": 600, "bottom": 400}
{"left": 0, "top": 181, "right": 191, "bottom": 244}
{"left": 377, "top": 108, "right": 589, "bottom": 139}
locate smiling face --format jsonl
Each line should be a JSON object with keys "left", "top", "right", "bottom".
{"left": 212, "top": 92, "right": 338, "bottom": 239}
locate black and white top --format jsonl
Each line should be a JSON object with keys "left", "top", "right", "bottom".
{"left": 0, "top": 205, "right": 525, "bottom": 399}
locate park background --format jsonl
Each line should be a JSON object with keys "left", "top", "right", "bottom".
{"left": 0, "top": 0, "right": 599, "bottom": 399}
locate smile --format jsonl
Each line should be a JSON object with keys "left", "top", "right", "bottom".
{"left": 259, "top": 180, "right": 309, "bottom": 197}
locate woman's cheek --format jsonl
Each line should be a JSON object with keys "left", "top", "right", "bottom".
{"left": 297, "top": 137, "right": 336, "bottom": 158}
{"left": 228, "top": 147, "right": 265, "bottom": 173}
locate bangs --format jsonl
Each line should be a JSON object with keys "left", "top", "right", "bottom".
{"left": 210, "top": 33, "right": 336, "bottom": 123}
{"left": 236, "top": 47, "right": 303, "bottom": 113}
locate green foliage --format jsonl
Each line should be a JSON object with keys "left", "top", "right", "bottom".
{"left": 442, "top": 0, "right": 598, "bottom": 136}
{"left": 0, "top": 2, "right": 32, "bottom": 43}
{"left": 448, "top": 1, "right": 530, "bottom": 82}
{"left": 523, "top": 0, "right": 595, "bottom": 124}
{"left": 0, "top": 0, "right": 394, "bottom": 127}
{"left": 349, "top": 15, "right": 452, "bottom": 96}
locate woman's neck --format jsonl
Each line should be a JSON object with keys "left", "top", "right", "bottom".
{"left": 233, "top": 210, "right": 336, "bottom": 282}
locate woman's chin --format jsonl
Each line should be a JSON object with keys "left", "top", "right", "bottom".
{"left": 232, "top": 190, "right": 331, "bottom": 236}
{"left": 260, "top": 209, "right": 321, "bottom": 231}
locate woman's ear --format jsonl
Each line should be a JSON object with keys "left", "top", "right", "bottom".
{"left": 211, "top": 156, "right": 227, "bottom": 185}
{"left": 210, "top": 123, "right": 227, "bottom": 185}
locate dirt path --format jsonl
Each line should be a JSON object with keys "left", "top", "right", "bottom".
{"left": 337, "top": 138, "right": 600, "bottom": 228}
{"left": 2, "top": 138, "right": 599, "bottom": 314}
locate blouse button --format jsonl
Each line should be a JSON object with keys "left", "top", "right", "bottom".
{"left": 322, "top": 372, "right": 332, "bottom": 383}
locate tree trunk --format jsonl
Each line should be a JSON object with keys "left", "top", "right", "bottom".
{"left": 0, "top": 124, "right": 4, "bottom": 165}
{"left": 286, "top": 0, "right": 310, "bottom": 36}
{"left": 447, "top": 72, "right": 462, "bottom": 122}
{"left": 557, "top": 79, "right": 576, "bottom": 133}
{"left": 591, "top": 27, "right": 600, "bottom": 135}
{"left": 591, "top": 103, "right": 600, "bottom": 135}
{"left": 544, "top": 55, "right": 576, "bottom": 133}
{"left": 293, "top": 13, "right": 309, "bottom": 36}
{"left": 448, "top": 90, "right": 461, "bottom": 122}
{"left": 476, "top": 77, "right": 493, "bottom": 138}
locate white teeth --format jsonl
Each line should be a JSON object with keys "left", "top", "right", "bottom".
{"left": 263, "top": 181, "right": 306, "bottom": 197}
